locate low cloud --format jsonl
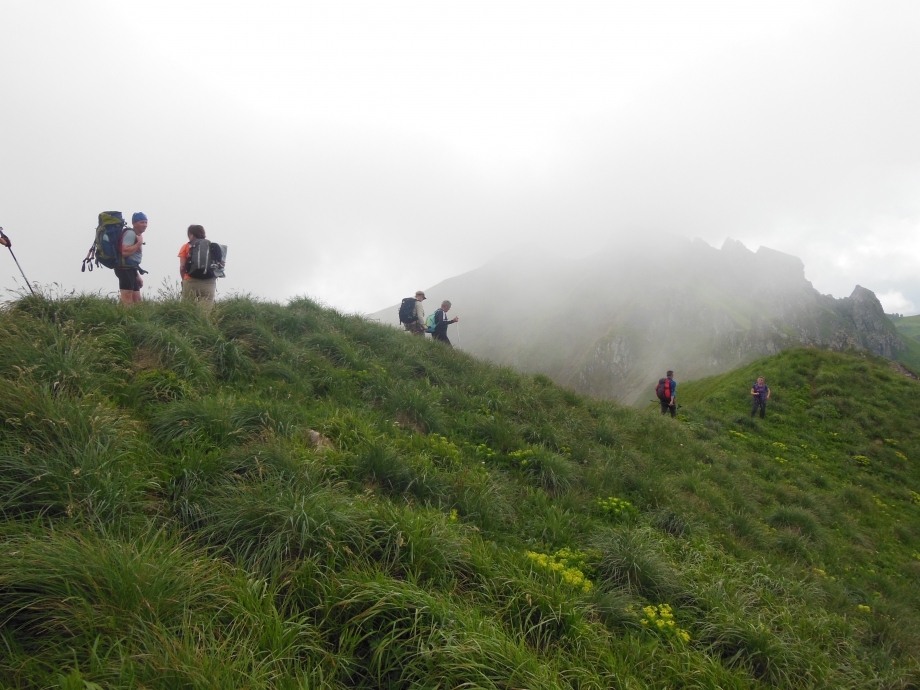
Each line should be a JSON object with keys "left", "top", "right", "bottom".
{"left": 1, "top": 2, "right": 919, "bottom": 315}
{"left": 877, "top": 290, "right": 917, "bottom": 316}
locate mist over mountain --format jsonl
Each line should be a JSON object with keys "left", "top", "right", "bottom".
{"left": 371, "top": 236, "right": 908, "bottom": 403}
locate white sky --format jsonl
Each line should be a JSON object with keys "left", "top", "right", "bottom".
{"left": 1, "top": 1, "right": 919, "bottom": 314}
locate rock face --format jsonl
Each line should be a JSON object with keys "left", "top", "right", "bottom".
{"left": 836, "top": 286, "right": 905, "bottom": 358}
{"left": 370, "top": 236, "right": 905, "bottom": 404}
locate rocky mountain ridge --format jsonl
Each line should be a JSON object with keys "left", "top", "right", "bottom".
{"left": 371, "top": 235, "right": 906, "bottom": 403}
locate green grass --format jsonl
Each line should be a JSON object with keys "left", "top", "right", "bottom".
{"left": 1, "top": 293, "right": 920, "bottom": 688}
{"left": 890, "top": 313, "right": 920, "bottom": 341}
{"left": 889, "top": 313, "right": 920, "bottom": 372}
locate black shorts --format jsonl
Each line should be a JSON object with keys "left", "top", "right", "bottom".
{"left": 114, "top": 268, "right": 139, "bottom": 292}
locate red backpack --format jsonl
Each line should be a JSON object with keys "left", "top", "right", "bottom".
{"left": 656, "top": 377, "right": 672, "bottom": 401}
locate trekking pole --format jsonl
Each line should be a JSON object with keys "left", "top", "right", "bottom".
{"left": 0, "top": 228, "right": 35, "bottom": 296}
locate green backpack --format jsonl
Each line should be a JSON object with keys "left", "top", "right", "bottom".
{"left": 81, "top": 212, "right": 140, "bottom": 272}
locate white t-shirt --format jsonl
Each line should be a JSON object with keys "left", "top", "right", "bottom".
{"left": 123, "top": 229, "right": 141, "bottom": 261}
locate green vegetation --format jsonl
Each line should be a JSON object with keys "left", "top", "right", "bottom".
{"left": 2, "top": 294, "right": 919, "bottom": 688}
{"left": 890, "top": 313, "right": 920, "bottom": 341}
{"left": 890, "top": 313, "right": 920, "bottom": 372}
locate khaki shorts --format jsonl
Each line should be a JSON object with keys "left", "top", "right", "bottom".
{"left": 404, "top": 322, "right": 425, "bottom": 335}
{"left": 181, "top": 278, "right": 217, "bottom": 304}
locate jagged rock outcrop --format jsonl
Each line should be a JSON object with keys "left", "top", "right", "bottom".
{"left": 831, "top": 286, "right": 905, "bottom": 358}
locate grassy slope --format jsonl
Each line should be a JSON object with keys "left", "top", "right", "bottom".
{"left": 1, "top": 295, "right": 920, "bottom": 689}
{"left": 896, "top": 336, "right": 920, "bottom": 374}
{"left": 890, "top": 314, "right": 920, "bottom": 372}
{"left": 891, "top": 314, "right": 920, "bottom": 341}
{"left": 675, "top": 350, "right": 920, "bottom": 664}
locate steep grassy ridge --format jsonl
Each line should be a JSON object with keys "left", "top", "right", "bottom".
{"left": 1, "top": 295, "right": 919, "bottom": 689}
{"left": 890, "top": 314, "right": 920, "bottom": 341}
{"left": 676, "top": 350, "right": 920, "bottom": 668}
{"left": 890, "top": 314, "right": 920, "bottom": 372}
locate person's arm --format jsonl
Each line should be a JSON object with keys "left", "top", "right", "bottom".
{"left": 751, "top": 385, "right": 757, "bottom": 395}
{"left": 436, "top": 310, "right": 457, "bottom": 327}
{"left": 670, "top": 382, "right": 676, "bottom": 404}
{"left": 178, "top": 245, "right": 188, "bottom": 279}
{"left": 434, "top": 309, "right": 451, "bottom": 331}
{"left": 766, "top": 387, "right": 771, "bottom": 400}
{"left": 121, "top": 239, "right": 141, "bottom": 257}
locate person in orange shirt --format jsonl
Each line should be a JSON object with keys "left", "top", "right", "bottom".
{"left": 178, "top": 225, "right": 217, "bottom": 304}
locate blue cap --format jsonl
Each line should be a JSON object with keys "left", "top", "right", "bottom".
{"left": 132, "top": 212, "right": 147, "bottom": 223}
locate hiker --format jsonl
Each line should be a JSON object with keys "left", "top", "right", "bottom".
{"left": 399, "top": 291, "right": 427, "bottom": 336}
{"left": 430, "top": 300, "right": 459, "bottom": 346}
{"left": 750, "top": 376, "right": 771, "bottom": 418}
{"left": 178, "top": 225, "right": 218, "bottom": 304}
{"left": 115, "top": 212, "right": 147, "bottom": 305}
{"left": 656, "top": 370, "right": 677, "bottom": 417}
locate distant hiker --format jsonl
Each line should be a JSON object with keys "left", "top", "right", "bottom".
{"left": 750, "top": 376, "right": 771, "bottom": 419}
{"left": 115, "top": 212, "right": 147, "bottom": 306}
{"left": 429, "top": 300, "right": 459, "bottom": 346}
{"left": 656, "top": 370, "right": 677, "bottom": 417}
{"left": 399, "top": 291, "right": 427, "bottom": 336}
{"left": 178, "top": 224, "right": 224, "bottom": 304}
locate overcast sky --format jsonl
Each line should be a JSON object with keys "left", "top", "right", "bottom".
{"left": 2, "top": 1, "right": 918, "bottom": 314}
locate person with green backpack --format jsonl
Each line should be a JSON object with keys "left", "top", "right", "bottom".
{"left": 114, "top": 212, "right": 147, "bottom": 305}
{"left": 81, "top": 211, "right": 148, "bottom": 305}
{"left": 426, "top": 300, "right": 459, "bottom": 346}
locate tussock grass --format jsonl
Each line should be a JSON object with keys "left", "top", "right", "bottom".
{"left": 193, "top": 478, "right": 370, "bottom": 571}
{"left": 1, "top": 529, "right": 224, "bottom": 636}
{"left": 383, "top": 381, "right": 445, "bottom": 433}
{"left": 2, "top": 294, "right": 920, "bottom": 688}
{"left": 592, "top": 528, "right": 679, "bottom": 598}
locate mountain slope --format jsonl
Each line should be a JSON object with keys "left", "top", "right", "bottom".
{"left": 889, "top": 313, "right": 920, "bottom": 373}
{"left": 1, "top": 294, "right": 919, "bottom": 688}
{"left": 372, "top": 236, "right": 907, "bottom": 404}
{"left": 890, "top": 313, "right": 920, "bottom": 341}
{"left": 676, "top": 349, "right": 920, "bottom": 607}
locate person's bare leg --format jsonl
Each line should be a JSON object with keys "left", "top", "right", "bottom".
{"left": 132, "top": 290, "right": 142, "bottom": 303}
{"left": 120, "top": 289, "right": 135, "bottom": 306}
